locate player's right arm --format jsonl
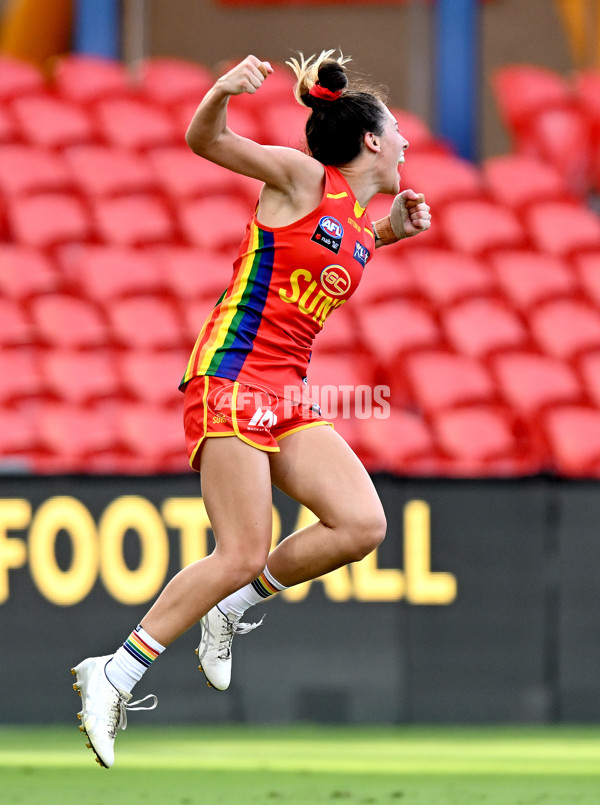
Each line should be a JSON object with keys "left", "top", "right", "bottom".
{"left": 185, "top": 55, "right": 323, "bottom": 197}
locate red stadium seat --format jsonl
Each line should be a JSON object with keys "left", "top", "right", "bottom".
{"left": 357, "top": 408, "right": 445, "bottom": 476}
{"left": 95, "top": 98, "right": 181, "bottom": 150}
{"left": 0, "top": 245, "right": 58, "bottom": 300}
{"left": 0, "top": 348, "right": 44, "bottom": 403}
{"left": 526, "top": 201, "right": 600, "bottom": 257}
{"left": 0, "top": 106, "right": 19, "bottom": 145}
{"left": 10, "top": 95, "right": 97, "bottom": 149}
{"left": 91, "top": 195, "right": 176, "bottom": 247}
{"left": 390, "top": 107, "right": 450, "bottom": 155}
{"left": 355, "top": 247, "right": 421, "bottom": 307}
{"left": 403, "top": 247, "right": 497, "bottom": 308}
{"left": 52, "top": 55, "right": 133, "bottom": 104}
{"left": 572, "top": 252, "right": 600, "bottom": 307}
{"left": 6, "top": 193, "right": 92, "bottom": 249}
{"left": 305, "top": 351, "right": 378, "bottom": 403}
{"left": 72, "top": 246, "right": 165, "bottom": 301}
{"left": 542, "top": 405, "right": 600, "bottom": 477}
{"left": 441, "top": 298, "right": 529, "bottom": 359}
{"left": 311, "top": 308, "right": 364, "bottom": 355}
{"left": 403, "top": 350, "right": 498, "bottom": 412}
{"left": 0, "top": 145, "right": 71, "bottom": 196}
{"left": 107, "top": 297, "right": 183, "bottom": 350}
{"left": 357, "top": 299, "right": 442, "bottom": 364}
{"left": 438, "top": 199, "right": 526, "bottom": 256}
{"left": 0, "top": 56, "right": 46, "bottom": 101}
{"left": 488, "top": 249, "right": 578, "bottom": 311}
{"left": 0, "top": 410, "right": 40, "bottom": 470}
{"left": 0, "top": 298, "right": 35, "bottom": 346}
{"left": 491, "top": 352, "right": 584, "bottom": 417}
{"left": 155, "top": 246, "right": 232, "bottom": 302}
{"left": 575, "top": 351, "right": 600, "bottom": 407}
{"left": 147, "top": 146, "right": 256, "bottom": 201}
{"left": 177, "top": 195, "right": 250, "bottom": 252}
{"left": 431, "top": 405, "right": 543, "bottom": 476}
{"left": 41, "top": 349, "right": 121, "bottom": 404}
{"left": 259, "top": 102, "right": 309, "bottom": 148}
{"left": 530, "top": 299, "right": 600, "bottom": 360}
{"left": 118, "top": 349, "right": 188, "bottom": 407}
{"left": 492, "top": 64, "right": 572, "bottom": 134}
{"left": 399, "top": 152, "right": 485, "bottom": 209}
{"left": 116, "top": 402, "right": 187, "bottom": 472}
{"left": 63, "top": 145, "right": 156, "bottom": 198}
{"left": 482, "top": 154, "right": 571, "bottom": 208}
{"left": 137, "top": 57, "right": 213, "bottom": 108}
{"left": 182, "top": 298, "right": 219, "bottom": 345}
{"left": 30, "top": 294, "right": 108, "bottom": 349}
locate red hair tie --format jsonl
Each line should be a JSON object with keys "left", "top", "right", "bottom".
{"left": 309, "top": 83, "right": 343, "bottom": 102}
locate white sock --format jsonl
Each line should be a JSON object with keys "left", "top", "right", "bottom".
{"left": 105, "top": 624, "right": 165, "bottom": 694}
{"left": 218, "top": 566, "right": 287, "bottom": 619}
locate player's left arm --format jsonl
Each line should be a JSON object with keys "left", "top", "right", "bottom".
{"left": 373, "top": 189, "right": 431, "bottom": 248}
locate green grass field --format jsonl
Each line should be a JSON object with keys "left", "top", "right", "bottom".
{"left": 1, "top": 724, "right": 600, "bottom": 804}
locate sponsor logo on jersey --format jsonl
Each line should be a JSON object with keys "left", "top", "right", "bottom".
{"left": 311, "top": 216, "right": 344, "bottom": 254}
{"left": 353, "top": 241, "right": 370, "bottom": 267}
{"left": 320, "top": 264, "right": 351, "bottom": 297}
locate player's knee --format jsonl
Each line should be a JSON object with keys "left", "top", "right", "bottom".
{"left": 347, "top": 507, "right": 387, "bottom": 561}
{"left": 227, "top": 552, "right": 269, "bottom": 590}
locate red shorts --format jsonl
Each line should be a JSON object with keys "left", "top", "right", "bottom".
{"left": 183, "top": 375, "right": 333, "bottom": 471}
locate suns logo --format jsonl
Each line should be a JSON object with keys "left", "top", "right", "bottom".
{"left": 320, "top": 265, "right": 351, "bottom": 297}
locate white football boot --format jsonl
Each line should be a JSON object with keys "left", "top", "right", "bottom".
{"left": 71, "top": 655, "right": 157, "bottom": 768}
{"left": 196, "top": 607, "right": 263, "bottom": 690}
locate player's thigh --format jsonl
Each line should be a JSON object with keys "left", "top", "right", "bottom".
{"left": 200, "top": 435, "right": 274, "bottom": 572}
{"left": 269, "top": 424, "right": 386, "bottom": 535}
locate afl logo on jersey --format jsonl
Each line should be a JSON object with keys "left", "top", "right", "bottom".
{"left": 320, "top": 265, "right": 351, "bottom": 297}
{"left": 311, "top": 216, "right": 344, "bottom": 254}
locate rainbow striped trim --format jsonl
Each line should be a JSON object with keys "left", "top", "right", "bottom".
{"left": 123, "top": 627, "right": 160, "bottom": 668}
{"left": 251, "top": 571, "right": 280, "bottom": 599}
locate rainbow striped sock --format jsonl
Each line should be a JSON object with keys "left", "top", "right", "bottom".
{"left": 105, "top": 625, "right": 165, "bottom": 694}
{"left": 218, "top": 566, "right": 287, "bottom": 619}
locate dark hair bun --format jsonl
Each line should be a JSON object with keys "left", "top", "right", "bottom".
{"left": 317, "top": 60, "right": 348, "bottom": 93}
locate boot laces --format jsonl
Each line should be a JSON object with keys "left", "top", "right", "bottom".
{"left": 107, "top": 692, "right": 158, "bottom": 738}
{"left": 217, "top": 615, "right": 264, "bottom": 659}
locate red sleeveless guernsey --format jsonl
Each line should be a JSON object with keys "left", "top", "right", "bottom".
{"left": 180, "top": 165, "right": 375, "bottom": 399}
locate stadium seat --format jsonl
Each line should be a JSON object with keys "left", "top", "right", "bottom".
{"left": 0, "top": 348, "right": 44, "bottom": 404}
{"left": 0, "top": 145, "right": 71, "bottom": 196}
{"left": 357, "top": 407, "right": 445, "bottom": 476}
{"left": 146, "top": 145, "right": 255, "bottom": 201}
{"left": 541, "top": 405, "right": 600, "bottom": 477}
{"left": 431, "top": 404, "right": 543, "bottom": 476}
{"left": 390, "top": 107, "right": 450, "bottom": 155}
{"left": 399, "top": 152, "right": 485, "bottom": 209}
{"left": 94, "top": 98, "right": 181, "bottom": 150}
{"left": 177, "top": 195, "right": 250, "bottom": 251}
{"left": 488, "top": 249, "right": 578, "bottom": 311}
{"left": 0, "top": 245, "right": 58, "bottom": 300}
{"left": 441, "top": 298, "right": 529, "bottom": 359}
{"left": 491, "top": 64, "right": 572, "bottom": 135}
{"left": 529, "top": 299, "right": 600, "bottom": 360}
{"left": 0, "top": 106, "right": 19, "bottom": 145}
{"left": 0, "top": 56, "right": 45, "bottom": 101}
{"left": 305, "top": 351, "right": 378, "bottom": 404}
{"left": 6, "top": 193, "right": 92, "bottom": 249}
{"left": 575, "top": 351, "right": 600, "bottom": 407}
{"left": 72, "top": 246, "right": 165, "bottom": 301}
{"left": 41, "top": 349, "right": 122, "bottom": 404}
{"left": 155, "top": 246, "right": 232, "bottom": 302}
{"left": 312, "top": 308, "right": 364, "bottom": 355}
{"left": 137, "top": 57, "right": 213, "bottom": 108}
{"left": 403, "top": 247, "right": 497, "bottom": 308}
{"left": 572, "top": 252, "right": 600, "bottom": 307}
{"left": 0, "top": 410, "right": 40, "bottom": 471}
{"left": 117, "top": 350, "right": 189, "bottom": 407}
{"left": 356, "top": 299, "right": 442, "bottom": 365}
{"left": 438, "top": 199, "right": 526, "bottom": 256}
{"left": 482, "top": 154, "right": 571, "bottom": 208}
{"left": 526, "top": 201, "right": 600, "bottom": 257}
{"left": 403, "top": 350, "right": 498, "bottom": 413}
{"left": 259, "top": 101, "right": 309, "bottom": 148}
{"left": 0, "top": 298, "right": 35, "bottom": 346}
{"left": 107, "top": 297, "right": 183, "bottom": 350}
{"left": 30, "top": 294, "right": 108, "bottom": 349}
{"left": 63, "top": 145, "right": 156, "bottom": 198}
{"left": 355, "top": 248, "right": 421, "bottom": 306}
{"left": 52, "top": 55, "right": 133, "bottom": 104}
{"left": 116, "top": 402, "right": 188, "bottom": 472}
{"left": 10, "top": 95, "right": 97, "bottom": 149}
{"left": 182, "top": 298, "right": 220, "bottom": 345}
{"left": 91, "top": 195, "right": 176, "bottom": 247}
{"left": 491, "top": 352, "right": 584, "bottom": 418}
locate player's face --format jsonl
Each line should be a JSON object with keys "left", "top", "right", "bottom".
{"left": 378, "top": 107, "right": 408, "bottom": 194}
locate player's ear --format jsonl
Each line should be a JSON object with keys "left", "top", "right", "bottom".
{"left": 364, "top": 131, "right": 380, "bottom": 152}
